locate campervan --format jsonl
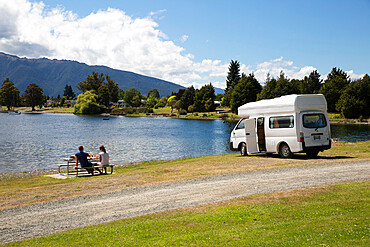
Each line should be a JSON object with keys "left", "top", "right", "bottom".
{"left": 230, "top": 94, "right": 331, "bottom": 158}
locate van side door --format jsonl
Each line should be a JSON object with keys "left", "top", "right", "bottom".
{"left": 245, "top": 118, "right": 259, "bottom": 153}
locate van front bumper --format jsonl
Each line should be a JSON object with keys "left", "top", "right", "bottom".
{"left": 229, "top": 142, "right": 239, "bottom": 151}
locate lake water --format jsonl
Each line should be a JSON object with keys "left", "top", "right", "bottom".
{"left": 0, "top": 113, "right": 369, "bottom": 173}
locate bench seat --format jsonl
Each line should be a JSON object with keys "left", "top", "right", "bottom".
{"left": 58, "top": 164, "right": 114, "bottom": 176}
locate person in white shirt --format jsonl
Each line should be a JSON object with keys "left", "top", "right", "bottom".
{"left": 97, "top": 145, "right": 110, "bottom": 174}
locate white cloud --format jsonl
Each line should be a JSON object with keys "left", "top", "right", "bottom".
{"left": 180, "top": 35, "right": 188, "bottom": 43}
{"left": 0, "top": 0, "right": 363, "bottom": 91}
{"left": 345, "top": 70, "right": 365, "bottom": 81}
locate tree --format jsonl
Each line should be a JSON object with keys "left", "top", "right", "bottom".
{"left": 230, "top": 73, "right": 262, "bottom": 113}
{"left": 106, "top": 75, "right": 119, "bottom": 104}
{"left": 74, "top": 90, "right": 101, "bottom": 114}
{"left": 147, "top": 95, "right": 158, "bottom": 108}
{"left": 215, "top": 94, "right": 223, "bottom": 102}
{"left": 300, "top": 70, "right": 322, "bottom": 94}
{"left": 98, "top": 83, "right": 110, "bottom": 107}
{"left": 0, "top": 78, "right": 21, "bottom": 110}
{"left": 257, "top": 71, "right": 300, "bottom": 100}
{"left": 320, "top": 67, "right": 350, "bottom": 112}
{"left": 225, "top": 60, "right": 241, "bottom": 92}
{"left": 180, "top": 86, "right": 195, "bottom": 111}
{"left": 124, "top": 88, "right": 144, "bottom": 107}
{"left": 336, "top": 74, "right": 370, "bottom": 119}
{"left": 156, "top": 97, "right": 167, "bottom": 108}
{"left": 23, "top": 83, "right": 44, "bottom": 111}
{"left": 77, "top": 72, "right": 120, "bottom": 107}
{"left": 194, "top": 83, "right": 216, "bottom": 112}
{"left": 77, "top": 71, "right": 105, "bottom": 93}
{"left": 224, "top": 60, "right": 241, "bottom": 106}
{"left": 257, "top": 73, "right": 277, "bottom": 100}
{"left": 274, "top": 71, "right": 300, "bottom": 96}
{"left": 63, "top": 84, "right": 76, "bottom": 98}
{"left": 147, "top": 88, "right": 160, "bottom": 99}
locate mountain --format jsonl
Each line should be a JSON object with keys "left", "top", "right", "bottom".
{"left": 0, "top": 52, "right": 186, "bottom": 97}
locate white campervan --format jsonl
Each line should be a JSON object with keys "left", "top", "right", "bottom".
{"left": 230, "top": 94, "right": 331, "bottom": 158}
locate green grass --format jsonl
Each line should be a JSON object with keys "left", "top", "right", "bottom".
{"left": 5, "top": 182, "right": 369, "bottom": 246}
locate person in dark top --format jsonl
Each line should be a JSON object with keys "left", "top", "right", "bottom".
{"left": 75, "top": 145, "right": 101, "bottom": 174}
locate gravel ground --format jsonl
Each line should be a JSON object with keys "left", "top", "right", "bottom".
{"left": 0, "top": 160, "right": 369, "bottom": 244}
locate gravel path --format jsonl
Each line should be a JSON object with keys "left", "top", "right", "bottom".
{"left": 1, "top": 160, "right": 369, "bottom": 244}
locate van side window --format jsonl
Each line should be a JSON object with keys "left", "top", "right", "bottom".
{"left": 303, "top": 114, "right": 327, "bottom": 128}
{"left": 269, "top": 116, "right": 294, "bottom": 128}
{"left": 236, "top": 119, "right": 245, "bottom": 129}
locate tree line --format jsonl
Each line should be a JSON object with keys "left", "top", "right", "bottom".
{"left": 0, "top": 70, "right": 218, "bottom": 115}
{"left": 223, "top": 60, "right": 369, "bottom": 119}
{"left": 74, "top": 71, "right": 218, "bottom": 115}
{"left": 1, "top": 64, "right": 368, "bottom": 119}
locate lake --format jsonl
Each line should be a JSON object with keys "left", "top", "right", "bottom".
{"left": 0, "top": 113, "right": 369, "bottom": 173}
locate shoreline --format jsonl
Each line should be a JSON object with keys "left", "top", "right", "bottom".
{"left": 3, "top": 110, "right": 369, "bottom": 124}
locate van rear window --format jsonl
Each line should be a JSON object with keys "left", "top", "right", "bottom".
{"left": 269, "top": 116, "right": 294, "bottom": 128}
{"left": 303, "top": 114, "right": 327, "bottom": 128}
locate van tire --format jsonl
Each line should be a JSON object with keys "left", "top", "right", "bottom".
{"left": 240, "top": 143, "right": 248, "bottom": 156}
{"left": 306, "top": 150, "right": 319, "bottom": 158}
{"left": 279, "top": 143, "right": 293, "bottom": 158}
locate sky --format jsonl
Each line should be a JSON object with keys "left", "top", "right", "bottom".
{"left": 0, "top": 0, "right": 369, "bottom": 90}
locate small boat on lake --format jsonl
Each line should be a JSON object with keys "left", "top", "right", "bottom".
{"left": 8, "top": 111, "right": 21, "bottom": 115}
{"left": 102, "top": 113, "right": 110, "bottom": 120}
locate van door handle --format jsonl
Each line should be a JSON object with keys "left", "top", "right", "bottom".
{"left": 245, "top": 133, "right": 250, "bottom": 135}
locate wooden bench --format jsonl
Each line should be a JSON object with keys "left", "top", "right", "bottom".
{"left": 75, "top": 165, "right": 114, "bottom": 177}
{"left": 58, "top": 157, "right": 114, "bottom": 176}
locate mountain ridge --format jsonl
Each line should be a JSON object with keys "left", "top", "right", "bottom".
{"left": 0, "top": 52, "right": 187, "bottom": 97}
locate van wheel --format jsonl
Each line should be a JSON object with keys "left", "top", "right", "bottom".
{"left": 240, "top": 143, "right": 248, "bottom": 156}
{"left": 306, "top": 150, "right": 319, "bottom": 158}
{"left": 279, "top": 143, "right": 293, "bottom": 158}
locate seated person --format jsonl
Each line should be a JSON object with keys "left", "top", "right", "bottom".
{"left": 75, "top": 145, "right": 102, "bottom": 174}
{"left": 97, "top": 145, "right": 110, "bottom": 174}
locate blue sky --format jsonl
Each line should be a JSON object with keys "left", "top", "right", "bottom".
{"left": 1, "top": 0, "right": 369, "bottom": 89}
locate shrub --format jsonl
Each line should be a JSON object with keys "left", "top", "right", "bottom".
{"left": 74, "top": 91, "right": 101, "bottom": 115}
{"left": 178, "top": 109, "right": 187, "bottom": 115}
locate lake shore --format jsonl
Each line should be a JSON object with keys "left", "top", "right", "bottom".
{"left": 2, "top": 107, "right": 369, "bottom": 124}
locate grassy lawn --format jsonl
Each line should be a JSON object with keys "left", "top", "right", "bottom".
{"left": 1, "top": 106, "right": 75, "bottom": 113}
{"left": 5, "top": 181, "right": 369, "bottom": 246}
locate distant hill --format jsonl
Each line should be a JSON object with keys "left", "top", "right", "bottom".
{"left": 0, "top": 52, "right": 187, "bottom": 97}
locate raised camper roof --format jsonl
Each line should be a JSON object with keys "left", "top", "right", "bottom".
{"left": 238, "top": 94, "right": 327, "bottom": 118}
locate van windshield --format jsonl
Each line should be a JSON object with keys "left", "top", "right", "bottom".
{"left": 303, "top": 114, "right": 327, "bottom": 128}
